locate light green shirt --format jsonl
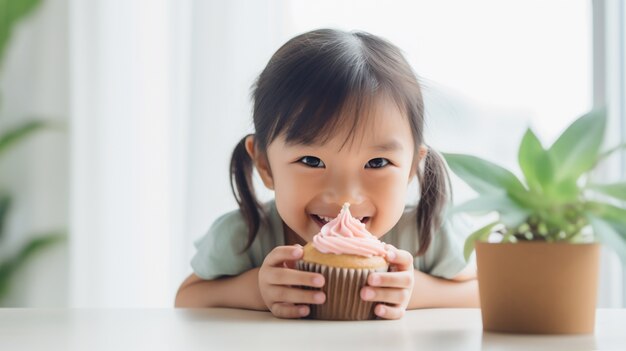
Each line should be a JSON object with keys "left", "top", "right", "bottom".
{"left": 191, "top": 200, "right": 467, "bottom": 280}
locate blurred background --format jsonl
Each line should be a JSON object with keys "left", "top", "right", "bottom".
{"left": 0, "top": 0, "right": 624, "bottom": 308}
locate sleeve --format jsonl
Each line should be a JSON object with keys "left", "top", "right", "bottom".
{"left": 190, "top": 210, "right": 255, "bottom": 280}
{"left": 420, "top": 215, "right": 470, "bottom": 279}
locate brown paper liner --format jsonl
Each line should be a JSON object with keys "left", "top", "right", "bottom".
{"left": 296, "top": 261, "right": 388, "bottom": 321}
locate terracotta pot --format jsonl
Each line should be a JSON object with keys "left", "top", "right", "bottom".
{"left": 476, "top": 241, "right": 600, "bottom": 334}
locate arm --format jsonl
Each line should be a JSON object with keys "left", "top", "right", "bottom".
{"left": 175, "top": 246, "right": 325, "bottom": 319}
{"left": 174, "top": 268, "right": 266, "bottom": 310}
{"left": 361, "top": 247, "right": 479, "bottom": 319}
{"left": 408, "top": 265, "right": 480, "bottom": 309}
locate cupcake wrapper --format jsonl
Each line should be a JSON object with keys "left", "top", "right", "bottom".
{"left": 296, "top": 261, "right": 388, "bottom": 321}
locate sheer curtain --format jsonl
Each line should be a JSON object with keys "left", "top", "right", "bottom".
{"left": 598, "top": 0, "right": 626, "bottom": 307}
{"left": 184, "top": 0, "right": 289, "bottom": 271}
{"left": 69, "top": 0, "right": 192, "bottom": 307}
{"left": 69, "top": 0, "right": 289, "bottom": 307}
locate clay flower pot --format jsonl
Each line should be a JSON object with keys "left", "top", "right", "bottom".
{"left": 476, "top": 242, "right": 600, "bottom": 334}
{"left": 444, "top": 109, "right": 626, "bottom": 335}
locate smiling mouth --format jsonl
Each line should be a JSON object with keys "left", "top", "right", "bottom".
{"left": 310, "top": 214, "right": 370, "bottom": 227}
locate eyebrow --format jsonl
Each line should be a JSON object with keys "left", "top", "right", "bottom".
{"left": 370, "top": 140, "right": 403, "bottom": 152}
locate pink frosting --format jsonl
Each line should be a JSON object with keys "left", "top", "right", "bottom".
{"left": 312, "top": 203, "right": 387, "bottom": 257}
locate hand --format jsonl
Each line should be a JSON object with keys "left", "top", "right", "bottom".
{"left": 360, "top": 245, "right": 414, "bottom": 320}
{"left": 258, "top": 245, "right": 326, "bottom": 319}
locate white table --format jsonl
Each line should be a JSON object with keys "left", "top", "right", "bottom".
{"left": 1, "top": 308, "right": 625, "bottom": 350}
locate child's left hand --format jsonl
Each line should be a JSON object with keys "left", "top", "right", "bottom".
{"left": 360, "top": 245, "right": 414, "bottom": 320}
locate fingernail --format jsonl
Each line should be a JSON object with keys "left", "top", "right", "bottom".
{"left": 369, "top": 274, "right": 380, "bottom": 285}
{"left": 377, "top": 305, "right": 386, "bottom": 316}
{"left": 313, "top": 276, "right": 324, "bottom": 286}
{"left": 386, "top": 249, "right": 396, "bottom": 260}
{"left": 299, "top": 306, "right": 309, "bottom": 316}
{"left": 362, "top": 288, "right": 375, "bottom": 300}
{"left": 314, "top": 292, "right": 325, "bottom": 303}
{"left": 292, "top": 248, "right": 303, "bottom": 258}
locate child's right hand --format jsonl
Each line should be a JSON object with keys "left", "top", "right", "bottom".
{"left": 258, "top": 245, "right": 326, "bottom": 319}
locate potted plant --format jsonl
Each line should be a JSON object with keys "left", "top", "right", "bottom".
{"left": 443, "top": 108, "right": 626, "bottom": 334}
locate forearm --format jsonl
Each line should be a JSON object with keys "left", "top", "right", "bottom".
{"left": 175, "top": 268, "right": 267, "bottom": 310}
{"left": 408, "top": 269, "right": 480, "bottom": 309}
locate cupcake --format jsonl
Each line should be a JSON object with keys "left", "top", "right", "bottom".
{"left": 296, "top": 203, "right": 389, "bottom": 320}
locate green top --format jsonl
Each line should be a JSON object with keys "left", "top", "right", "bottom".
{"left": 191, "top": 200, "right": 468, "bottom": 280}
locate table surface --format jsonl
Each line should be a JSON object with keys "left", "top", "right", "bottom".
{"left": 1, "top": 308, "right": 625, "bottom": 350}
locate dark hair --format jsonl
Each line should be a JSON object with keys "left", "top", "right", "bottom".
{"left": 230, "top": 29, "right": 450, "bottom": 255}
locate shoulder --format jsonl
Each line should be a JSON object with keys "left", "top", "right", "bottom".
{"left": 194, "top": 200, "right": 278, "bottom": 252}
{"left": 190, "top": 200, "right": 281, "bottom": 279}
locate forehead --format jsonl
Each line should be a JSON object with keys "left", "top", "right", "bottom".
{"left": 291, "top": 95, "right": 415, "bottom": 153}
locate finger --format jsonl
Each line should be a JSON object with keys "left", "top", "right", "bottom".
{"left": 266, "top": 286, "right": 326, "bottom": 305}
{"left": 361, "top": 286, "right": 410, "bottom": 305}
{"left": 264, "top": 267, "right": 325, "bottom": 288}
{"left": 283, "top": 244, "right": 304, "bottom": 269}
{"left": 368, "top": 271, "right": 413, "bottom": 288}
{"left": 385, "top": 245, "right": 414, "bottom": 271}
{"left": 374, "top": 303, "right": 406, "bottom": 320}
{"left": 264, "top": 246, "right": 303, "bottom": 267}
{"left": 270, "top": 302, "right": 310, "bottom": 319}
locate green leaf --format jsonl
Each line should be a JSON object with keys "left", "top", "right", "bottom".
{"left": 7, "top": 0, "right": 42, "bottom": 19}
{"left": 587, "top": 214, "right": 626, "bottom": 264}
{"left": 583, "top": 202, "right": 626, "bottom": 258}
{"left": 584, "top": 201, "right": 626, "bottom": 224}
{"left": 0, "top": 0, "right": 43, "bottom": 69}
{"left": 450, "top": 192, "right": 530, "bottom": 229}
{"left": 588, "top": 182, "right": 626, "bottom": 202}
{"left": 0, "top": 232, "right": 65, "bottom": 301}
{"left": 450, "top": 192, "right": 513, "bottom": 215}
{"left": 499, "top": 208, "right": 530, "bottom": 229}
{"left": 598, "top": 142, "right": 626, "bottom": 163}
{"left": 518, "top": 128, "right": 553, "bottom": 192}
{"left": 549, "top": 108, "right": 606, "bottom": 182}
{"left": 0, "top": 120, "right": 49, "bottom": 158}
{"left": 548, "top": 178, "right": 580, "bottom": 203}
{"left": 0, "top": 192, "right": 10, "bottom": 241}
{"left": 443, "top": 153, "right": 528, "bottom": 196}
{"left": 463, "top": 221, "right": 500, "bottom": 261}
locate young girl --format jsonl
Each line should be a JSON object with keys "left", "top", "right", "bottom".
{"left": 175, "top": 29, "right": 479, "bottom": 319}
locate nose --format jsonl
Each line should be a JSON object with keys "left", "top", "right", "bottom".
{"left": 321, "top": 170, "right": 365, "bottom": 207}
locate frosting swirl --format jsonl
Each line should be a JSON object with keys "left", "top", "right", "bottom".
{"left": 312, "top": 203, "right": 387, "bottom": 257}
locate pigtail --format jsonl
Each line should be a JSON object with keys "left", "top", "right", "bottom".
{"left": 415, "top": 146, "right": 452, "bottom": 255}
{"left": 229, "top": 135, "right": 267, "bottom": 252}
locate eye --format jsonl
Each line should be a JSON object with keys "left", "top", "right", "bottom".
{"left": 365, "top": 158, "right": 390, "bottom": 169}
{"left": 299, "top": 156, "right": 325, "bottom": 168}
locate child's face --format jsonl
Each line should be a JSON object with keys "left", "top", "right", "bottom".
{"left": 251, "top": 97, "right": 424, "bottom": 242}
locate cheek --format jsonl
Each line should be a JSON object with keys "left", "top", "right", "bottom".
{"left": 365, "top": 167, "right": 411, "bottom": 200}
{"left": 272, "top": 167, "right": 317, "bottom": 203}
{"left": 271, "top": 167, "right": 317, "bottom": 237}
{"left": 365, "top": 172, "right": 410, "bottom": 236}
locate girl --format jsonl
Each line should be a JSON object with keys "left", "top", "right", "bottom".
{"left": 175, "top": 29, "right": 479, "bottom": 319}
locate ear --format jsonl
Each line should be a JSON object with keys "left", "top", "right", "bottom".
{"left": 418, "top": 144, "right": 428, "bottom": 162}
{"left": 244, "top": 135, "right": 274, "bottom": 190}
{"left": 408, "top": 145, "right": 428, "bottom": 181}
